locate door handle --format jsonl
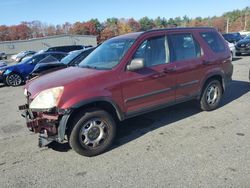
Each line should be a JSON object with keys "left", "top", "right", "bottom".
{"left": 163, "top": 67, "right": 176, "bottom": 73}
{"left": 152, "top": 74, "right": 160, "bottom": 78}
{"left": 202, "top": 60, "right": 211, "bottom": 65}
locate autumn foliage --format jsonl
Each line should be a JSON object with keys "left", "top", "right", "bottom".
{"left": 0, "top": 7, "right": 249, "bottom": 43}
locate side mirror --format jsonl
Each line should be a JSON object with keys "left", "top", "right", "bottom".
{"left": 127, "top": 58, "right": 145, "bottom": 71}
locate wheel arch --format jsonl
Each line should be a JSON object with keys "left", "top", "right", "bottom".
{"left": 58, "top": 98, "right": 124, "bottom": 142}
{"left": 70, "top": 98, "right": 124, "bottom": 121}
{"left": 200, "top": 72, "right": 225, "bottom": 99}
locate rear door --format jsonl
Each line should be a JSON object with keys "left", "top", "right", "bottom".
{"left": 121, "top": 34, "right": 177, "bottom": 115}
{"left": 167, "top": 32, "right": 204, "bottom": 101}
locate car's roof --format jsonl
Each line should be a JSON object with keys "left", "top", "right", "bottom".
{"left": 32, "top": 51, "right": 67, "bottom": 57}
{"left": 48, "top": 45, "right": 84, "bottom": 48}
{"left": 111, "top": 27, "right": 216, "bottom": 40}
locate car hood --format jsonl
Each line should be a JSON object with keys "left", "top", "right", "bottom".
{"left": 237, "top": 39, "right": 250, "bottom": 45}
{"left": 0, "top": 63, "right": 21, "bottom": 70}
{"left": 25, "top": 67, "right": 108, "bottom": 98}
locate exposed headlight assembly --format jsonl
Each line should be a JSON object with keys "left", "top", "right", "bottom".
{"left": 29, "top": 86, "right": 64, "bottom": 110}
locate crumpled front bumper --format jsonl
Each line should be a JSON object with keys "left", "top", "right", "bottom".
{"left": 18, "top": 103, "right": 71, "bottom": 147}
{"left": 19, "top": 104, "right": 58, "bottom": 133}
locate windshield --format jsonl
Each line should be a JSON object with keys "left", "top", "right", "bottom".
{"left": 244, "top": 35, "right": 250, "bottom": 40}
{"left": 61, "top": 50, "right": 82, "bottom": 65}
{"left": 79, "top": 39, "right": 134, "bottom": 69}
{"left": 18, "top": 56, "right": 32, "bottom": 64}
{"left": 38, "top": 55, "right": 59, "bottom": 64}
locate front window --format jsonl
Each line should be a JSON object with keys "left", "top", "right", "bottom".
{"left": 79, "top": 39, "right": 134, "bottom": 70}
{"left": 133, "top": 36, "right": 170, "bottom": 67}
{"left": 244, "top": 35, "right": 250, "bottom": 40}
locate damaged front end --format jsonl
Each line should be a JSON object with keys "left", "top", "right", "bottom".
{"left": 19, "top": 89, "right": 71, "bottom": 147}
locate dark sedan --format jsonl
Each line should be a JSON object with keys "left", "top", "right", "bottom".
{"left": 222, "top": 32, "right": 242, "bottom": 44}
{"left": 0, "top": 52, "right": 67, "bottom": 86}
{"left": 235, "top": 35, "right": 250, "bottom": 56}
{"left": 28, "top": 47, "right": 96, "bottom": 79}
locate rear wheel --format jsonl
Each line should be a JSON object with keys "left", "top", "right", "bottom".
{"left": 200, "top": 80, "right": 222, "bottom": 111}
{"left": 68, "top": 108, "right": 116, "bottom": 157}
{"left": 6, "top": 73, "right": 23, "bottom": 86}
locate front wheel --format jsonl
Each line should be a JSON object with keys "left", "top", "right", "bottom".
{"left": 6, "top": 73, "right": 23, "bottom": 86}
{"left": 68, "top": 108, "right": 116, "bottom": 157}
{"left": 200, "top": 80, "right": 222, "bottom": 111}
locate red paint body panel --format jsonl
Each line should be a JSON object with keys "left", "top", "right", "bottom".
{"left": 24, "top": 27, "right": 233, "bottom": 122}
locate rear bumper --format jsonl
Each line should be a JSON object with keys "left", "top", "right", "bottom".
{"left": 224, "top": 73, "right": 232, "bottom": 91}
{"left": 223, "top": 63, "right": 233, "bottom": 92}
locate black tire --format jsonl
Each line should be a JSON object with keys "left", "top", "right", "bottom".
{"left": 236, "top": 52, "right": 241, "bottom": 56}
{"left": 6, "top": 73, "right": 23, "bottom": 86}
{"left": 67, "top": 108, "right": 116, "bottom": 157}
{"left": 200, "top": 79, "right": 222, "bottom": 111}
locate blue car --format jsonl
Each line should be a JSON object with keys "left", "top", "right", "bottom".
{"left": 0, "top": 52, "right": 67, "bottom": 86}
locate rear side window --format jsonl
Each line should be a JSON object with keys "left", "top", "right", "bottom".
{"left": 168, "top": 33, "right": 201, "bottom": 62}
{"left": 201, "top": 32, "right": 225, "bottom": 53}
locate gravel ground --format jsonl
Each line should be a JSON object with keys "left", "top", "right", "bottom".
{"left": 0, "top": 56, "right": 249, "bottom": 188}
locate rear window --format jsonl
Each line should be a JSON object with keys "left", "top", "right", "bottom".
{"left": 51, "top": 53, "right": 66, "bottom": 60}
{"left": 201, "top": 32, "right": 225, "bottom": 53}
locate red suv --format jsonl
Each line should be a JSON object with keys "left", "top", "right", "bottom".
{"left": 19, "top": 27, "right": 233, "bottom": 156}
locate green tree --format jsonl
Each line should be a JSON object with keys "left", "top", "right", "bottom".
{"left": 154, "top": 17, "right": 167, "bottom": 28}
{"left": 139, "top": 17, "right": 155, "bottom": 31}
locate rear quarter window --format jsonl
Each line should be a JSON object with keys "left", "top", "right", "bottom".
{"left": 201, "top": 32, "right": 225, "bottom": 53}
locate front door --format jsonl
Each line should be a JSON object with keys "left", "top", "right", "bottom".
{"left": 121, "top": 35, "right": 176, "bottom": 115}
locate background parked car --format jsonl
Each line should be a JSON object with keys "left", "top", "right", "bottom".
{"left": 222, "top": 32, "right": 242, "bottom": 44}
{"left": 29, "top": 47, "right": 96, "bottom": 79}
{"left": 235, "top": 35, "right": 250, "bottom": 56}
{"left": 0, "top": 52, "right": 7, "bottom": 60}
{"left": 14, "top": 51, "right": 36, "bottom": 62}
{"left": 0, "top": 61, "right": 7, "bottom": 67}
{"left": 227, "top": 41, "right": 236, "bottom": 61}
{"left": 0, "top": 51, "right": 67, "bottom": 86}
{"left": 45, "top": 45, "right": 87, "bottom": 53}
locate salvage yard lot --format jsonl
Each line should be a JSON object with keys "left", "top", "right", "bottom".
{"left": 0, "top": 56, "right": 250, "bottom": 187}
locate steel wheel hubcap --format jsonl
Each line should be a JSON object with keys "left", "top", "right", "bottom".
{"left": 8, "top": 74, "right": 22, "bottom": 86}
{"left": 206, "top": 84, "right": 219, "bottom": 105}
{"left": 79, "top": 118, "right": 108, "bottom": 148}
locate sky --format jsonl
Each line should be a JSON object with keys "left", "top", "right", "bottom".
{"left": 0, "top": 0, "right": 249, "bottom": 25}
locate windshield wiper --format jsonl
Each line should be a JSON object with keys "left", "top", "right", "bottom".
{"left": 81, "top": 65, "right": 97, "bottom": 69}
